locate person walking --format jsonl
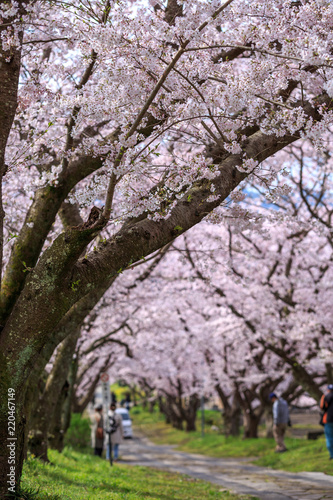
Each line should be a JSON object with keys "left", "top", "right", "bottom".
{"left": 91, "top": 404, "right": 104, "bottom": 457}
{"left": 106, "top": 403, "right": 124, "bottom": 462}
{"left": 269, "top": 392, "right": 289, "bottom": 453}
{"left": 320, "top": 384, "right": 333, "bottom": 460}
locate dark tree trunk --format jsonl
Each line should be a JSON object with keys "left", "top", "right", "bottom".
{"left": 223, "top": 390, "right": 242, "bottom": 437}
{"left": 184, "top": 395, "right": 200, "bottom": 432}
{"left": 28, "top": 329, "right": 80, "bottom": 461}
{"left": 230, "top": 411, "right": 241, "bottom": 436}
{"left": 140, "top": 387, "right": 156, "bottom": 413}
{"left": 172, "top": 395, "right": 184, "bottom": 430}
{"left": 170, "top": 414, "right": 183, "bottom": 430}
{"left": 159, "top": 396, "right": 184, "bottom": 430}
{"left": 22, "top": 373, "right": 44, "bottom": 460}
{"left": 48, "top": 359, "right": 78, "bottom": 453}
{"left": 131, "top": 386, "right": 138, "bottom": 406}
{"left": 0, "top": 11, "right": 24, "bottom": 493}
{"left": 168, "top": 402, "right": 183, "bottom": 430}
{"left": 243, "top": 411, "right": 262, "bottom": 439}
{"left": 148, "top": 399, "right": 156, "bottom": 413}
{"left": 0, "top": 9, "right": 23, "bottom": 291}
{"left": 224, "top": 406, "right": 242, "bottom": 437}
{"left": 158, "top": 395, "right": 171, "bottom": 423}
{"left": 61, "top": 353, "right": 79, "bottom": 440}
{"left": 48, "top": 389, "right": 67, "bottom": 452}
{"left": 214, "top": 384, "right": 241, "bottom": 437}
{"left": 264, "top": 406, "right": 274, "bottom": 438}
{"left": 159, "top": 393, "right": 200, "bottom": 432}
{"left": 326, "top": 363, "right": 333, "bottom": 385}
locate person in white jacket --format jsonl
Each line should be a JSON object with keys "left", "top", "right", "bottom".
{"left": 106, "top": 403, "right": 124, "bottom": 461}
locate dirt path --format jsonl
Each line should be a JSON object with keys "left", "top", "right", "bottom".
{"left": 118, "top": 434, "right": 333, "bottom": 500}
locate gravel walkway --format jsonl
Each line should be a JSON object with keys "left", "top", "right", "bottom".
{"left": 117, "top": 434, "right": 333, "bottom": 500}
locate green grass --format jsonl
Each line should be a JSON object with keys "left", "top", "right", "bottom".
{"left": 64, "top": 413, "right": 91, "bottom": 449}
{"left": 131, "top": 407, "right": 333, "bottom": 475}
{"left": 20, "top": 448, "right": 257, "bottom": 500}
{"left": 253, "top": 438, "right": 332, "bottom": 474}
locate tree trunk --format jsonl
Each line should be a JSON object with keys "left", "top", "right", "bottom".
{"left": 48, "top": 355, "right": 77, "bottom": 453}
{"left": 131, "top": 386, "right": 138, "bottom": 407}
{"left": 185, "top": 420, "right": 196, "bottom": 432}
{"left": 170, "top": 414, "right": 183, "bottom": 430}
{"left": 159, "top": 396, "right": 183, "bottom": 430}
{"left": 160, "top": 393, "right": 200, "bottom": 432}
{"left": 264, "top": 406, "right": 274, "bottom": 438}
{"left": 224, "top": 390, "right": 242, "bottom": 437}
{"left": 148, "top": 398, "right": 156, "bottom": 413}
{"left": 22, "top": 372, "right": 44, "bottom": 460}
{"left": 0, "top": 11, "right": 23, "bottom": 291}
{"left": 1, "top": 340, "right": 48, "bottom": 494}
{"left": 62, "top": 354, "right": 79, "bottom": 440}
{"left": 224, "top": 405, "right": 242, "bottom": 437}
{"left": 24, "top": 274, "right": 117, "bottom": 457}
{"left": 167, "top": 404, "right": 183, "bottom": 430}
{"left": 0, "top": 13, "right": 24, "bottom": 493}
{"left": 326, "top": 363, "right": 333, "bottom": 385}
{"left": 184, "top": 395, "right": 200, "bottom": 432}
{"left": 48, "top": 385, "right": 68, "bottom": 452}
{"left": 214, "top": 384, "right": 241, "bottom": 437}
{"left": 158, "top": 395, "right": 169, "bottom": 422}
{"left": 230, "top": 411, "right": 241, "bottom": 437}
{"left": 28, "top": 329, "right": 80, "bottom": 461}
{"left": 243, "top": 411, "right": 262, "bottom": 439}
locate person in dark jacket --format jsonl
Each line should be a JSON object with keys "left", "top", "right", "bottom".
{"left": 320, "top": 384, "right": 333, "bottom": 460}
{"left": 91, "top": 404, "right": 104, "bottom": 457}
{"left": 269, "top": 392, "right": 289, "bottom": 453}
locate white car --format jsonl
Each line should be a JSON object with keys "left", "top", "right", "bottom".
{"left": 115, "top": 408, "right": 133, "bottom": 439}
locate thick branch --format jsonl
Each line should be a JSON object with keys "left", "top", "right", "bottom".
{"left": 1, "top": 94, "right": 331, "bottom": 391}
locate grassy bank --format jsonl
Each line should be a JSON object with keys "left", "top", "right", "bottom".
{"left": 131, "top": 406, "right": 332, "bottom": 475}
{"left": 19, "top": 448, "right": 257, "bottom": 500}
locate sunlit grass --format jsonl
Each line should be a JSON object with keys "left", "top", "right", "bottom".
{"left": 131, "top": 406, "right": 333, "bottom": 475}
{"left": 20, "top": 448, "right": 257, "bottom": 500}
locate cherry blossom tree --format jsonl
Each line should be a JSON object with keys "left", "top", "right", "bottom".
{"left": 80, "top": 147, "right": 333, "bottom": 439}
{"left": 71, "top": 237, "right": 302, "bottom": 438}
{"left": 33, "top": 138, "right": 333, "bottom": 448}
{"left": 26, "top": 142, "right": 333, "bottom": 458}
{"left": 180, "top": 168, "right": 333, "bottom": 402}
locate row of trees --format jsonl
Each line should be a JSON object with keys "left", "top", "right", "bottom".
{"left": 1, "top": 0, "right": 333, "bottom": 493}
{"left": 28, "top": 146, "right": 332, "bottom": 456}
